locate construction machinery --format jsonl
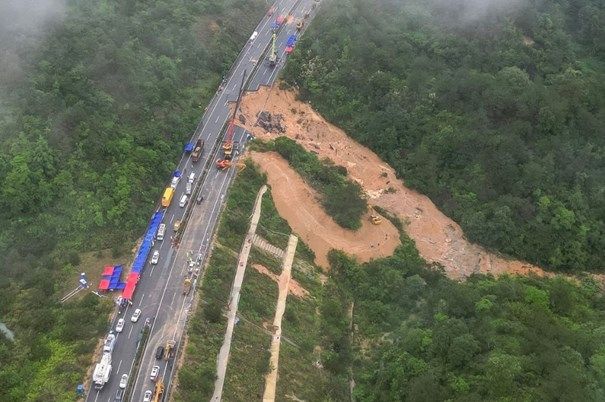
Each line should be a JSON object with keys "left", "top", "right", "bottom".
{"left": 369, "top": 207, "right": 382, "bottom": 225}
{"left": 152, "top": 377, "right": 164, "bottom": 402}
{"left": 268, "top": 32, "right": 278, "bottom": 67}
{"left": 219, "top": 70, "right": 247, "bottom": 164}
{"left": 165, "top": 340, "right": 176, "bottom": 360}
{"left": 182, "top": 277, "right": 192, "bottom": 295}
{"left": 216, "top": 159, "right": 246, "bottom": 171}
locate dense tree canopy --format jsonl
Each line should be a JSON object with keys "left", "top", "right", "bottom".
{"left": 322, "top": 243, "right": 605, "bottom": 401}
{"left": 0, "top": 0, "right": 266, "bottom": 399}
{"left": 284, "top": 0, "right": 605, "bottom": 272}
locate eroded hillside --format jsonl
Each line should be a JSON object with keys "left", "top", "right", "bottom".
{"left": 241, "top": 86, "right": 549, "bottom": 279}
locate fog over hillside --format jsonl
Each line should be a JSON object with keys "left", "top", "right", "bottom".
{"left": 0, "top": 0, "right": 66, "bottom": 87}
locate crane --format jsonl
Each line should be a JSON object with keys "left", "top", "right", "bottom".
{"left": 220, "top": 69, "right": 247, "bottom": 162}
{"left": 268, "top": 32, "right": 278, "bottom": 67}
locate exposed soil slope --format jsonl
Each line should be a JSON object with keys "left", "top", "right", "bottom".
{"left": 241, "top": 86, "right": 548, "bottom": 279}
{"left": 250, "top": 151, "right": 400, "bottom": 268}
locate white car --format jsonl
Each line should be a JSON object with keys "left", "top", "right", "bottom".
{"left": 143, "top": 390, "right": 153, "bottom": 402}
{"left": 119, "top": 373, "right": 128, "bottom": 389}
{"left": 103, "top": 333, "right": 116, "bottom": 353}
{"left": 170, "top": 176, "right": 179, "bottom": 188}
{"left": 151, "top": 250, "right": 160, "bottom": 265}
{"left": 115, "top": 318, "right": 125, "bottom": 333}
{"left": 150, "top": 365, "right": 160, "bottom": 382}
{"left": 131, "top": 308, "right": 142, "bottom": 323}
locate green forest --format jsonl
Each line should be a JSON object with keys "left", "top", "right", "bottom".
{"left": 323, "top": 239, "right": 605, "bottom": 401}
{"left": 283, "top": 0, "right": 605, "bottom": 272}
{"left": 0, "top": 0, "right": 266, "bottom": 400}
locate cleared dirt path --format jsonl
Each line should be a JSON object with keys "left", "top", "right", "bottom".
{"left": 262, "top": 234, "right": 298, "bottom": 402}
{"left": 250, "top": 151, "right": 400, "bottom": 268}
{"left": 241, "top": 87, "right": 548, "bottom": 279}
{"left": 211, "top": 185, "right": 267, "bottom": 401}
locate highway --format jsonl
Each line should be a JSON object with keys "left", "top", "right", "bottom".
{"left": 85, "top": 0, "right": 319, "bottom": 401}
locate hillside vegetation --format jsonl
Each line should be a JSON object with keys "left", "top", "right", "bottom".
{"left": 0, "top": 0, "right": 266, "bottom": 400}
{"left": 325, "top": 244, "right": 605, "bottom": 401}
{"left": 284, "top": 0, "right": 605, "bottom": 272}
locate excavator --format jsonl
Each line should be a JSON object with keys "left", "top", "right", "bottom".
{"left": 219, "top": 70, "right": 247, "bottom": 163}
{"left": 369, "top": 207, "right": 382, "bottom": 225}
{"left": 268, "top": 32, "right": 278, "bottom": 67}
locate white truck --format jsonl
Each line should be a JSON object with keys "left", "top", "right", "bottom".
{"left": 93, "top": 353, "right": 112, "bottom": 389}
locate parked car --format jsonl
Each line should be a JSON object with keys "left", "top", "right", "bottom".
{"left": 143, "top": 390, "right": 153, "bottom": 402}
{"left": 131, "top": 308, "right": 141, "bottom": 323}
{"left": 155, "top": 345, "right": 165, "bottom": 360}
{"left": 115, "top": 318, "right": 125, "bottom": 333}
{"left": 119, "top": 374, "right": 128, "bottom": 389}
{"left": 151, "top": 250, "right": 160, "bottom": 265}
{"left": 150, "top": 365, "right": 160, "bottom": 382}
{"left": 114, "top": 388, "right": 124, "bottom": 400}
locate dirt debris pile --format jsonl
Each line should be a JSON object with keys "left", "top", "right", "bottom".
{"left": 256, "top": 111, "right": 285, "bottom": 133}
{"left": 239, "top": 86, "right": 549, "bottom": 279}
{"left": 250, "top": 151, "right": 400, "bottom": 268}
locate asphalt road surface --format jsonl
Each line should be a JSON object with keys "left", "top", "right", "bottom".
{"left": 85, "top": 0, "right": 320, "bottom": 401}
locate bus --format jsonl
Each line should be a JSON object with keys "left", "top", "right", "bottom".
{"left": 161, "top": 187, "right": 175, "bottom": 208}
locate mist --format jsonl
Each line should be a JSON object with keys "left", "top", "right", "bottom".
{"left": 432, "top": 0, "right": 526, "bottom": 23}
{"left": 0, "top": 0, "right": 67, "bottom": 87}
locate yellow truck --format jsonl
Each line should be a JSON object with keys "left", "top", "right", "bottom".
{"left": 161, "top": 187, "right": 175, "bottom": 208}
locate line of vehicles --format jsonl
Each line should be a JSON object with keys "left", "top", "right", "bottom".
{"left": 161, "top": 163, "right": 200, "bottom": 210}
{"left": 117, "top": 138, "right": 202, "bottom": 400}
{"left": 92, "top": 307, "right": 143, "bottom": 393}
{"left": 89, "top": 1, "right": 319, "bottom": 399}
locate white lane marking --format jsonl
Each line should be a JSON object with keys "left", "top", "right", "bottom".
{"left": 169, "top": 214, "right": 174, "bottom": 224}
{"left": 149, "top": 263, "right": 156, "bottom": 277}
{"left": 93, "top": 391, "right": 99, "bottom": 402}
{"left": 215, "top": 115, "right": 219, "bottom": 123}
{"left": 129, "top": 245, "right": 184, "bottom": 396}
{"left": 171, "top": 291, "right": 177, "bottom": 306}
{"left": 117, "top": 359, "right": 123, "bottom": 374}
{"left": 138, "top": 293, "right": 145, "bottom": 307}
{"left": 125, "top": 6, "right": 288, "bottom": 397}
{"left": 127, "top": 325, "right": 134, "bottom": 339}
